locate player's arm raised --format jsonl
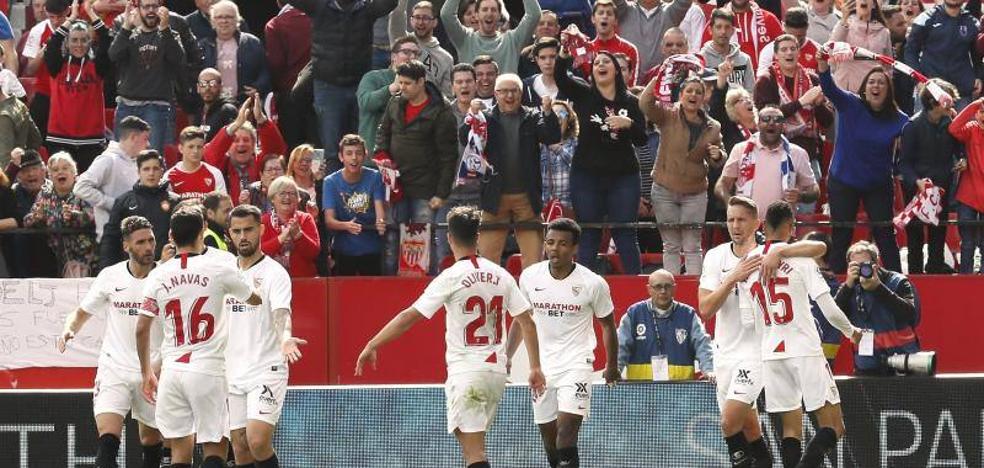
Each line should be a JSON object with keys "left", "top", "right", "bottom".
{"left": 355, "top": 307, "right": 427, "bottom": 375}
{"left": 56, "top": 308, "right": 93, "bottom": 353}
{"left": 274, "top": 308, "right": 307, "bottom": 364}
{"left": 599, "top": 313, "right": 619, "bottom": 386}
{"left": 698, "top": 254, "right": 763, "bottom": 320}
{"left": 512, "top": 310, "right": 546, "bottom": 396}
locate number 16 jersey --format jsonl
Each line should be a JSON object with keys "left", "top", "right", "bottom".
{"left": 412, "top": 256, "right": 531, "bottom": 376}
{"left": 140, "top": 253, "right": 253, "bottom": 376}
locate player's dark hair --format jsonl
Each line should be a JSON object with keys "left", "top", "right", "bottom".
{"left": 804, "top": 231, "right": 832, "bottom": 267}
{"left": 547, "top": 218, "right": 581, "bottom": 245}
{"left": 174, "top": 198, "right": 204, "bottom": 216}
{"left": 763, "top": 201, "right": 795, "bottom": 233}
{"left": 136, "top": 150, "right": 163, "bottom": 169}
{"left": 446, "top": 205, "right": 481, "bottom": 247}
{"left": 170, "top": 207, "right": 205, "bottom": 247}
{"left": 121, "top": 216, "right": 153, "bottom": 239}
{"left": 202, "top": 191, "right": 230, "bottom": 212}
{"left": 229, "top": 204, "right": 262, "bottom": 225}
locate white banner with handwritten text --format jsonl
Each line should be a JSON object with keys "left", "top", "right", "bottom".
{"left": 0, "top": 278, "right": 105, "bottom": 369}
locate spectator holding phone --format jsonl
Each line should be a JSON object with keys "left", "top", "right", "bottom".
{"left": 834, "top": 240, "right": 921, "bottom": 376}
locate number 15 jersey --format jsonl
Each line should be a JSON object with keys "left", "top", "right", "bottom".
{"left": 740, "top": 242, "right": 833, "bottom": 361}
{"left": 412, "top": 256, "right": 531, "bottom": 376}
{"left": 140, "top": 253, "right": 253, "bottom": 376}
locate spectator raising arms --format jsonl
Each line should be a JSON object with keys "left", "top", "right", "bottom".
{"left": 440, "top": 0, "right": 541, "bottom": 73}
{"left": 555, "top": 50, "right": 647, "bottom": 274}
{"left": 829, "top": 0, "right": 893, "bottom": 93}
{"left": 389, "top": 0, "right": 454, "bottom": 97}
{"left": 109, "top": 0, "right": 186, "bottom": 153}
{"left": 262, "top": 176, "right": 321, "bottom": 277}
{"left": 818, "top": 52, "right": 907, "bottom": 274}
{"left": 44, "top": 12, "right": 112, "bottom": 173}
{"left": 22, "top": 152, "right": 97, "bottom": 277}
{"left": 640, "top": 73, "right": 724, "bottom": 276}
{"left": 203, "top": 94, "right": 287, "bottom": 196}
{"left": 612, "top": 0, "right": 690, "bottom": 73}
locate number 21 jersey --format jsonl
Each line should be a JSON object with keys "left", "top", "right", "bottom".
{"left": 412, "top": 256, "right": 531, "bottom": 376}
{"left": 140, "top": 253, "right": 253, "bottom": 376}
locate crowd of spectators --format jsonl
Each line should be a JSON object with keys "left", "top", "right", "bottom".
{"left": 2, "top": 0, "right": 984, "bottom": 280}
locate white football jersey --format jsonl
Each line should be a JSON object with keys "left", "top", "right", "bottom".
{"left": 740, "top": 242, "right": 832, "bottom": 361}
{"left": 202, "top": 246, "right": 237, "bottom": 265}
{"left": 80, "top": 261, "right": 162, "bottom": 372}
{"left": 225, "top": 256, "right": 293, "bottom": 386}
{"left": 519, "top": 261, "right": 614, "bottom": 377}
{"left": 412, "top": 256, "right": 531, "bottom": 376}
{"left": 700, "top": 242, "right": 762, "bottom": 361}
{"left": 140, "top": 252, "right": 253, "bottom": 376}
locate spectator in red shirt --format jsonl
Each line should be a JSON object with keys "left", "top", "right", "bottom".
{"left": 165, "top": 126, "right": 228, "bottom": 200}
{"left": 261, "top": 175, "right": 321, "bottom": 277}
{"left": 203, "top": 94, "right": 287, "bottom": 196}
{"left": 571, "top": 0, "right": 639, "bottom": 86}
{"left": 265, "top": 0, "right": 312, "bottom": 148}
{"left": 700, "top": 0, "right": 782, "bottom": 70}
{"left": 22, "top": 0, "right": 72, "bottom": 141}
{"left": 43, "top": 11, "right": 112, "bottom": 173}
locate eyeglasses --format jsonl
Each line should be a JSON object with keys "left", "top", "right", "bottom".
{"left": 411, "top": 15, "right": 434, "bottom": 21}
{"left": 276, "top": 191, "right": 298, "bottom": 198}
{"left": 759, "top": 115, "right": 785, "bottom": 124}
{"left": 197, "top": 79, "right": 220, "bottom": 88}
{"left": 139, "top": 4, "right": 160, "bottom": 11}
{"left": 648, "top": 283, "right": 675, "bottom": 291}
{"left": 396, "top": 48, "right": 420, "bottom": 56}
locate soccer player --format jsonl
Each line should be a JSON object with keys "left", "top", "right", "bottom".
{"left": 136, "top": 207, "right": 261, "bottom": 468}
{"left": 355, "top": 206, "right": 546, "bottom": 468}
{"left": 699, "top": 196, "right": 826, "bottom": 468}
{"left": 57, "top": 216, "right": 166, "bottom": 468}
{"left": 511, "top": 218, "right": 619, "bottom": 468}
{"left": 741, "top": 202, "right": 861, "bottom": 468}
{"left": 226, "top": 204, "right": 307, "bottom": 468}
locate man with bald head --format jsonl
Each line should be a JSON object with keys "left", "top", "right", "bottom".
{"left": 192, "top": 67, "right": 238, "bottom": 140}
{"left": 616, "top": 269, "right": 713, "bottom": 382}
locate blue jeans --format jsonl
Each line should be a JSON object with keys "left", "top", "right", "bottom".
{"left": 372, "top": 47, "right": 391, "bottom": 70}
{"left": 384, "top": 197, "right": 436, "bottom": 275}
{"left": 957, "top": 202, "right": 984, "bottom": 274}
{"left": 313, "top": 80, "right": 359, "bottom": 161}
{"left": 114, "top": 102, "right": 174, "bottom": 154}
{"left": 570, "top": 169, "right": 641, "bottom": 274}
{"left": 432, "top": 193, "right": 480, "bottom": 273}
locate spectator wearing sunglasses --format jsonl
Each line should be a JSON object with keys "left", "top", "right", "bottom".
{"left": 716, "top": 105, "right": 819, "bottom": 219}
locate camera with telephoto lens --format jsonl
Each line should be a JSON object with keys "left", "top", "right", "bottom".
{"left": 859, "top": 262, "right": 874, "bottom": 279}
{"left": 884, "top": 351, "right": 937, "bottom": 376}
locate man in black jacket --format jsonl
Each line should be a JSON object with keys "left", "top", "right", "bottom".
{"left": 100, "top": 150, "right": 180, "bottom": 268}
{"left": 461, "top": 73, "right": 561, "bottom": 268}
{"left": 109, "top": 0, "right": 186, "bottom": 154}
{"left": 376, "top": 60, "right": 458, "bottom": 274}
{"left": 287, "top": 0, "right": 397, "bottom": 160}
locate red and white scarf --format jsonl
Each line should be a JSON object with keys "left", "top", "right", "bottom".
{"left": 457, "top": 110, "right": 494, "bottom": 185}
{"left": 820, "top": 41, "right": 951, "bottom": 106}
{"left": 770, "top": 62, "right": 815, "bottom": 139}
{"left": 736, "top": 133, "right": 795, "bottom": 198}
{"left": 737, "top": 3, "right": 770, "bottom": 61}
{"left": 894, "top": 181, "right": 946, "bottom": 230}
{"left": 372, "top": 150, "right": 403, "bottom": 203}
{"left": 269, "top": 211, "right": 298, "bottom": 270}
{"left": 647, "top": 53, "right": 706, "bottom": 104}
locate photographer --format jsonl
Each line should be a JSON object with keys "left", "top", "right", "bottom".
{"left": 834, "top": 241, "right": 921, "bottom": 376}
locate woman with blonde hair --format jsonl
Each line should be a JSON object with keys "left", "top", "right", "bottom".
{"left": 286, "top": 144, "right": 321, "bottom": 200}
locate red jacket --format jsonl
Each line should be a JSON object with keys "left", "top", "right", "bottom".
{"left": 261, "top": 210, "right": 321, "bottom": 277}
{"left": 582, "top": 36, "right": 640, "bottom": 86}
{"left": 949, "top": 100, "right": 984, "bottom": 213}
{"left": 45, "top": 21, "right": 110, "bottom": 145}
{"left": 203, "top": 120, "right": 287, "bottom": 194}
{"left": 265, "top": 5, "right": 312, "bottom": 95}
